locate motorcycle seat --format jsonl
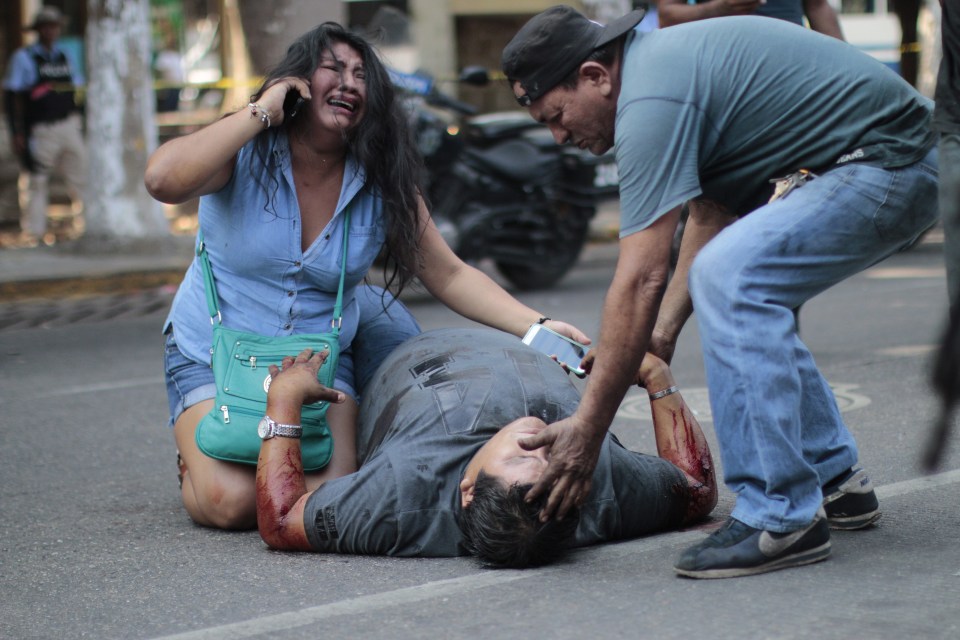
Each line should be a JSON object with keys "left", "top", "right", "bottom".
{"left": 466, "top": 111, "right": 543, "bottom": 143}
{"left": 464, "top": 139, "right": 559, "bottom": 185}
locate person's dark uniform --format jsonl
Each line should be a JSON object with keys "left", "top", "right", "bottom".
{"left": 3, "top": 6, "right": 86, "bottom": 240}
{"left": 4, "top": 33, "right": 82, "bottom": 170}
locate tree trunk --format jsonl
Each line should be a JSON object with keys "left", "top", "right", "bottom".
{"left": 84, "top": 0, "right": 168, "bottom": 241}
{"left": 236, "top": 0, "right": 343, "bottom": 75}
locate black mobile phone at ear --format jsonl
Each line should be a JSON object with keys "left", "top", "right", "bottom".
{"left": 284, "top": 93, "right": 305, "bottom": 119}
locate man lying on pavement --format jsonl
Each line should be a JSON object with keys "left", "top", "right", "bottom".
{"left": 254, "top": 328, "right": 716, "bottom": 567}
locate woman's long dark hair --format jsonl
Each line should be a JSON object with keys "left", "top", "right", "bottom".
{"left": 249, "top": 22, "right": 426, "bottom": 297}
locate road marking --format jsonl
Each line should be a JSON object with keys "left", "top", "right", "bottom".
{"left": 26, "top": 377, "right": 160, "bottom": 399}
{"left": 875, "top": 344, "right": 937, "bottom": 358}
{"left": 875, "top": 468, "right": 960, "bottom": 499}
{"left": 864, "top": 266, "right": 944, "bottom": 279}
{"left": 150, "top": 468, "right": 960, "bottom": 640}
{"left": 617, "top": 383, "right": 871, "bottom": 422}
{"left": 152, "top": 571, "right": 532, "bottom": 640}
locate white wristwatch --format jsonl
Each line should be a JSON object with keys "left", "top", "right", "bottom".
{"left": 258, "top": 415, "right": 303, "bottom": 440}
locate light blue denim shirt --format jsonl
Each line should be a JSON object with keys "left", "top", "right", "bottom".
{"left": 164, "top": 129, "right": 386, "bottom": 380}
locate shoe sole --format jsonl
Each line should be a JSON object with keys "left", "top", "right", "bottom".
{"left": 827, "top": 510, "right": 881, "bottom": 531}
{"left": 674, "top": 541, "right": 832, "bottom": 579}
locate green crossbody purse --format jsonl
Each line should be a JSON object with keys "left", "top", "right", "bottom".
{"left": 193, "top": 210, "right": 351, "bottom": 471}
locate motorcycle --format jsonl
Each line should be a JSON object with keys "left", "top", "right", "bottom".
{"left": 392, "top": 67, "right": 619, "bottom": 290}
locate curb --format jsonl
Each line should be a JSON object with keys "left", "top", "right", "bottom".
{"left": 0, "top": 268, "right": 188, "bottom": 302}
{"left": 0, "top": 239, "right": 625, "bottom": 304}
{"left": 0, "top": 244, "right": 623, "bottom": 304}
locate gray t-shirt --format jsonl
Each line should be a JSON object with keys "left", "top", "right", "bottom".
{"left": 303, "top": 328, "right": 687, "bottom": 556}
{"left": 616, "top": 16, "right": 935, "bottom": 234}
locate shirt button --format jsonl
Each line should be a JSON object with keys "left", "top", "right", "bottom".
{"left": 284, "top": 323, "right": 291, "bottom": 330}
{"left": 287, "top": 291, "right": 294, "bottom": 297}
{"left": 294, "top": 261, "right": 301, "bottom": 267}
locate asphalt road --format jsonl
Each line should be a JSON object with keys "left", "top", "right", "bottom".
{"left": 1, "top": 238, "right": 958, "bottom": 640}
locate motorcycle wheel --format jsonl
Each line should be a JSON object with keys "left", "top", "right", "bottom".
{"left": 494, "top": 207, "right": 590, "bottom": 291}
{"left": 496, "top": 250, "right": 584, "bottom": 291}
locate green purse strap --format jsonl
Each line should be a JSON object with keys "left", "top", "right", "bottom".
{"left": 197, "top": 208, "right": 352, "bottom": 333}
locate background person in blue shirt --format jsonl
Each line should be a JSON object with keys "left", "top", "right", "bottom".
{"left": 3, "top": 5, "right": 86, "bottom": 245}
{"left": 500, "top": 5, "right": 935, "bottom": 578}
{"left": 144, "top": 22, "right": 588, "bottom": 532}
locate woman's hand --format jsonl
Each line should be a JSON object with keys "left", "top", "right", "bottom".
{"left": 541, "top": 320, "right": 592, "bottom": 376}
{"left": 257, "top": 76, "right": 312, "bottom": 128}
{"left": 542, "top": 319, "right": 590, "bottom": 345}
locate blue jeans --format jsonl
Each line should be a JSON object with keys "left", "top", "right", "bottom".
{"left": 163, "top": 285, "right": 421, "bottom": 426}
{"left": 346, "top": 284, "right": 422, "bottom": 395}
{"left": 688, "top": 149, "right": 939, "bottom": 532}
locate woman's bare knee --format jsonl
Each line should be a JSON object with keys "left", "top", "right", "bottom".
{"left": 174, "top": 402, "right": 257, "bottom": 530}
{"left": 180, "top": 468, "right": 257, "bottom": 529}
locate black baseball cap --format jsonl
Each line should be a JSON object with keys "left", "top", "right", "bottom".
{"left": 502, "top": 5, "right": 646, "bottom": 107}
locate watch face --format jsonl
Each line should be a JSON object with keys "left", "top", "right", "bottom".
{"left": 257, "top": 416, "right": 271, "bottom": 439}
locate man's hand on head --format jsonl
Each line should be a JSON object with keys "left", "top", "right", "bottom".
{"left": 518, "top": 415, "right": 606, "bottom": 522}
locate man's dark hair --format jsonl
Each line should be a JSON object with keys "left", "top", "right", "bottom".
{"left": 458, "top": 471, "right": 580, "bottom": 568}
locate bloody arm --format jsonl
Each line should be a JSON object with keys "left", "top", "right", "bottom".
{"left": 638, "top": 354, "right": 718, "bottom": 524}
{"left": 255, "top": 350, "right": 344, "bottom": 551}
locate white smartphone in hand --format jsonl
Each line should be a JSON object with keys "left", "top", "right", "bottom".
{"left": 522, "top": 324, "right": 588, "bottom": 377}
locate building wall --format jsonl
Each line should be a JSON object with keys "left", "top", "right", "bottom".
{"left": 455, "top": 14, "right": 532, "bottom": 112}
{"left": 409, "top": 0, "right": 584, "bottom": 113}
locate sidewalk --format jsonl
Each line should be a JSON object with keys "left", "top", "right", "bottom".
{"left": 0, "top": 202, "right": 622, "bottom": 303}
{"left": 0, "top": 232, "right": 196, "bottom": 302}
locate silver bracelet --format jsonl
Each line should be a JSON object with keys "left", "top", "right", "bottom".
{"left": 248, "top": 102, "right": 271, "bottom": 129}
{"left": 648, "top": 385, "right": 679, "bottom": 401}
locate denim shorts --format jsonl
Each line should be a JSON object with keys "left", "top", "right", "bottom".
{"left": 162, "top": 327, "right": 360, "bottom": 428}
{"left": 163, "top": 328, "right": 216, "bottom": 428}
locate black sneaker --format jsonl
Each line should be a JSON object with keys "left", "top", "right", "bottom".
{"left": 674, "top": 508, "right": 831, "bottom": 579}
{"left": 822, "top": 467, "right": 881, "bottom": 530}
